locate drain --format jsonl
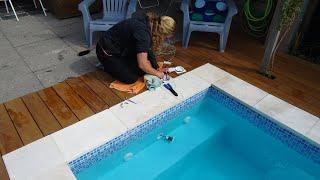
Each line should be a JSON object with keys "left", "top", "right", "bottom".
{"left": 184, "top": 116, "right": 191, "bottom": 124}
{"left": 123, "top": 152, "right": 134, "bottom": 162}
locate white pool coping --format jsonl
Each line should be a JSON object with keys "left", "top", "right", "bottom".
{"left": 2, "top": 63, "right": 320, "bottom": 179}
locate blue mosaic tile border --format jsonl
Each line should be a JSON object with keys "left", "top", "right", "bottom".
{"left": 208, "top": 87, "right": 320, "bottom": 164}
{"left": 69, "top": 88, "right": 209, "bottom": 174}
{"left": 69, "top": 86, "right": 320, "bottom": 175}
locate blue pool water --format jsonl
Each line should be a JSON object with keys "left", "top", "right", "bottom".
{"left": 76, "top": 95, "right": 320, "bottom": 179}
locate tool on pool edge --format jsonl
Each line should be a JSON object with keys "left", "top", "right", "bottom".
{"left": 162, "top": 72, "right": 171, "bottom": 82}
{"left": 163, "top": 83, "right": 178, "bottom": 96}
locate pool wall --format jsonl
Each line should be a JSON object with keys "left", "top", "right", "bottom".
{"left": 69, "top": 88, "right": 210, "bottom": 174}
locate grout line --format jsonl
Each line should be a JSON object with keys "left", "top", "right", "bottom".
{"left": 20, "top": 97, "right": 45, "bottom": 137}
{"left": 35, "top": 91, "right": 64, "bottom": 129}
{"left": 13, "top": 36, "right": 57, "bottom": 48}
{"left": 37, "top": 88, "right": 80, "bottom": 126}
{"left": 64, "top": 79, "right": 101, "bottom": 113}
{"left": 252, "top": 93, "right": 269, "bottom": 107}
{"left": 0, "top": 27, "right": 46, "bottom": 89}
{"left": 109, "top": 110, "right": 131, "bottom": 130}
{"left": 36, "top": 91, "right": 64, "bottom": 129}
{"left": 3, "top": 104, "right": 26, "bottom": 147}
{"left": 52, "top": 85, "right": 81, "bottom": 121}
{"left": 52, "top": 84, "right": 91, "bottom": 121}
{"left": 306, "top": 120, "right": 319, "bottom": 135}
{"left": 77, "top": 76, "right": 110, "bottom": 108}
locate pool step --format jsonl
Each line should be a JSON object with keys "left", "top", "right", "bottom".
{"left": 102, "top": 117, "right": 226, "bottom": 179}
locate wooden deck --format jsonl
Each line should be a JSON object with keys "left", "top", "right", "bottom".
{"left": 1, "top": 30, "right": 320, "bottom": 179}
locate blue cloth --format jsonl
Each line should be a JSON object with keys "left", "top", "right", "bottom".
{"left": 144, "top": 75, "right": 162, "bottom": 91}
{"left": 190, "top": 0, "right": 228, "bottom": 23}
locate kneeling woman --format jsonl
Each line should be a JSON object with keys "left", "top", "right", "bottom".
{"left": 96, "top": 12, "right": 176, "bottom": 84}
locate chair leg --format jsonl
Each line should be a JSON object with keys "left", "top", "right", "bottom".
{"left": 219, "top": 18, "right": 232, "bottom": 52}
{"left": 219, "top": 31, "right": 230, "bottom": 53}
{"left": 38, "top": 0, "right": 47, "bottom": 16}
{"left": 182, "top": 29, "right": 186, "bottom": 47}
{"left": 33, "top": 0, "right": 37, "bottom": 8}
{"left": 183, "top": 28, "right": 192, "bottom": 48}
{"left": 89, "top": 29, "right": 93, "bottom": 48}
{"left": 219, "top": 33, "right": 225, "bottom": 52}
{"left": 8, "top": 0, "right": 19, "bottom": 21}
{"left": 4, "top": 0, "right": 9, "bottom": 13}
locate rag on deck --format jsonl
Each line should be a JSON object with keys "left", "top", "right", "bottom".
{"left": 109, "top": 62, "right": 164, "bottom": 94}
{"left": 109, "top": 78, "right": 145, "bottom": 94}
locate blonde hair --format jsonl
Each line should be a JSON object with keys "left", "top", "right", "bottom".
{"left": 147, "top": 12, "right": 176, "bottom": 53}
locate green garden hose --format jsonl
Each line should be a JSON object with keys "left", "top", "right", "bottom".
{"left": 243, "top": 0, "right": 275, "bottom": 37}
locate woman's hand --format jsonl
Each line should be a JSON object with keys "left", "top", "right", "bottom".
{"left": 158, "top": 67, "right": 168, "bottom": 73}
{"left": 137, "top": 52, "right": 165, "bottom": 78}
{"left": 156, "top": 71, "right": 165, "bottom": 79}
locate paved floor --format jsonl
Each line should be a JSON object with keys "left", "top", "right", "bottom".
{"left": 0, "top": 13, "right": 100, "bottom": 103}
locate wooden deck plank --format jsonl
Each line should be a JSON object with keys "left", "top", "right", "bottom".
{"left": 80, "top": 73, "right": 122, "bottom": 106}
{"left": 172, "top": 57, "right": 193, "bottom": 71}
{"left": 52, "top": 82, "right": 94, "bottom": 120}
{"left": 0, "top": 157, "right": 9, "bottom": 180}
{"left": 4, "top": 98, "right": 43, "bottom": 145}
{"left": 22, "top": 93, "right": 62, "bottom": 136}
{"left": 178, "top": 38, "right": 320, "bottom": 116}
{"left": 212, "top": 48, "right": 320, "bottom": 116}
{"left": 167, "top": 57, "right": 194, "bottom": 78}
{"left": 0, "top": 104, "right": 23, "bottom": 155}
{"left": 38, "top": 88, "right": 79, "bottom": 127}
{"left": 66, "top": 78, "right": 108, "bottom": 112}
{"left": 90, "top": 70, "right": 138, "bottom": 100}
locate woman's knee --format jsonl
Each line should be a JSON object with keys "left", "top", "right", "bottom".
{"left": 121, "top": 76, "right": 139, "bottom": 84}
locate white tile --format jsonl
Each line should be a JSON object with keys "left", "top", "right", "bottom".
{"left": 50, "top": 22, "right": 83, "bottom": 38}
{"left": 16, "top": 38, "right": 79, "bottom": 71}
{"left": 34, "top": 58, "right": 96, "bottom": 87}
{"left": 52, "top": 110, "right": 127, "bottom": 162}
{"left": 2, "top": 136, "right": 65, "bottom": 180}
{"left": 213, "top": 75, "right": 268, "bottom": 106}
{"left": 0, "top": 69, "right": 43, "bottom": 104}
{"left": 34, "top": 13, "right": 81, "bottom": 28}
{"left": 189, "top": 63, "right": 229, "bottom": 83}
{"left": 110, "top": 88, "right": 180, "bottom": 129}
{"left": 306, "top": 120, "right": 320, "bottom": 145}
{"left": 31, "top": 164, "right": 76, "bottom": 180}
{"left": 61, "top": 32, "right": 87, "bottom": 52}
{"left": 0, "top": 38, "right": 24, "bottom": 70}
{"left": 1, "top": 16, "right": 57, "bottom": 47}
{"left": 167, "top": 72, "right": 211, "bottom": 102}
{"left": 254, "top": 95, "right": 318, "bottom": 135}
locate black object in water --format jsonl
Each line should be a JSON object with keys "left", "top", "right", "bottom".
{"left": 166, "top": 136, "right": 174, "bottom": 142}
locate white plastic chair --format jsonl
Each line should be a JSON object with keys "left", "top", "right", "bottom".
{"left": 1, "top": 0, "right": 47, "bottom": 22}
{"left": 1, "top": 0, "right": 19, "bottom": 21}
{"left": 32, "top": 0, "right": 47, "bottom": 17}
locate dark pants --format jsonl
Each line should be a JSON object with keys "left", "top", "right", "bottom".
{"left": 96, "top": 44, "right": 145, "bottom": 84}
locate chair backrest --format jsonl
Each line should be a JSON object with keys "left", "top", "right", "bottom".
{"left": 103, "top": 0, "right": 128, "bottom": 16}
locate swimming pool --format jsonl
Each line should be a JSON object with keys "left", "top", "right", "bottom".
{"left": 70, "top": 87, "right": 320, "bottom": 179}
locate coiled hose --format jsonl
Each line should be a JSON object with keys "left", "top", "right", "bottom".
{"left": 243, "top": 0, "right": 274, "bottom": 37}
